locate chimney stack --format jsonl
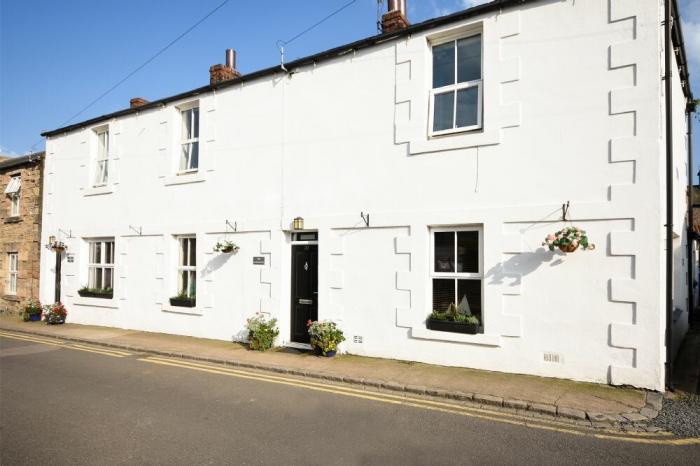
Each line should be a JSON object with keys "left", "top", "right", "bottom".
{"left": 130, "top": 97, "right": 149, "bottom": 108}
{"left": 210, "top": 48, "right": 241, "bottom": 85}
{"left": 382, "top": 0, "right": 409, "bottom": 33}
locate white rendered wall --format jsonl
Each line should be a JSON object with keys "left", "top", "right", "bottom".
{"left": 41, "top": 0, "right": 680, "bottom": 390}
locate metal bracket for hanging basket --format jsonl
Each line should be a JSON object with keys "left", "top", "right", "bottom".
{"left": 562, "top": 201, "right": 570, "bottom": 221}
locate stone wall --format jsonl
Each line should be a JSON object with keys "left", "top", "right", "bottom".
{"left": 0, "top": 154, "right": 44, "bottom": 315}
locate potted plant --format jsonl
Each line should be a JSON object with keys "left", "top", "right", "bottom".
{"left": 426, "top": 303, "right": 480, "bottom": 334}
{"left": 42, "top": 302, "right": 67, "bottom": 325}
{"left": 307, "top": 320, "right": 345, "bottom": 357}
{"left": 213, "top": 240, "right": 239, "bottom": 254}
{"left": 169, "top": 293, "right": 196, "bottom": 308}
{"left": 22, "top": 299, "right": 42, "bottom": 322}
{"left": 77, "top": 286, "right": 114, "bottom": 299}
{"left": 245, "top": 313, "right": 279, "bottom": 351}
{"left": 542, "top": 227, "right": 595, "bottom": 253}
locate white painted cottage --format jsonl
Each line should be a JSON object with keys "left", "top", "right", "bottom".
{"left": 40, "top": 0, "right": 696, "bottom": 391}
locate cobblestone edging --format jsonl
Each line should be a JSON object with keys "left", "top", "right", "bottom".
{"left": 1, "top": 325, "right": 662, "bottom": 431}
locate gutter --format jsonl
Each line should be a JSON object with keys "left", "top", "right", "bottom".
{"left": 688, "top": 103, "right": 695, "bottom": 327}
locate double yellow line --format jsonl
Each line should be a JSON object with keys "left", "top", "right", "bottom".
{"left": 0, "top": 330, "right": 131, "bottom": 358}
{"left": 3, "top": 329, "right": 699, "bottom": 446}
{"left": 140, "top": 356, "right": 700, "bottom": 446}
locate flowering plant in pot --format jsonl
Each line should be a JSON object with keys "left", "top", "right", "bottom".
{"left": 42, "top": 302, "right": 67, "bottom": 324}
{"left": 307, "top": 320, "right": 345, "bottom": 357}
{"left": 213, "top": 240, "right": 239, "bottom": 254}
{"left": 22, "top": 299, "right": 42, "bottom": 322}
{"left": 245, "top": 312, "right": 279, "bottom": 351}
{"left": 542, "top": 227, "right": 595, "bottom": 253}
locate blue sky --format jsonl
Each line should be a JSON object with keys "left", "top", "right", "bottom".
{"left": 1, "top": 0, "right": 698, "bottom": 176}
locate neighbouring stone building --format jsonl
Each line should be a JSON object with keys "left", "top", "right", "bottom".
{"left": 1, "top": 152, "right": 44, "bottom": 315}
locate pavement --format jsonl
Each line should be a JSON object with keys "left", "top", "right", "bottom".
{"left": 0, "top": 315, "right": 657, "bottom": 428}
{"left": 2, "top": 335, "right": 698, "bottom": 465}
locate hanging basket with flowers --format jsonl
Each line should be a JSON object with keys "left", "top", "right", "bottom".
{"left": 213, "top": 240, "right": 239, "bottom": 254}
{"left": 543, "top": 227, "right": 595, "bottom": 253}
{"left": 47, "top": 240, "right": 68, "bottom": 252}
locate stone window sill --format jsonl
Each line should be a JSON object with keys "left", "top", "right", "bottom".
{"left": 72, "top": 296, "right": 119, "bottom": 309}
{"left": 83, "top": 185, "right": 114, "bottom": 197}
{"left": 161, "top": 304, "right": 203, "bottom": 316}
{"left": 4, "top": 216, "right": 21, "bottom": 224}
{"left": 2, "top": 294, "right": 20, "bottom": 302}
{"left": 163, "top": 172, "right": 206, "bottom": 186}
{"left": 410, "top": 326, "right": 501, "bottom": 346}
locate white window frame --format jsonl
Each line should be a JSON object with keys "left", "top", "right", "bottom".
{"left": 8, "top": 252, "right": 18, "bottom": 295}
{"left": 94, "top": 127, "right": 110, "bottom": 187}
{"left": 5, "top": 175, "right": 20, "bottom": 217}
{"left": 428, "top": 33, "right": 483, "bottom": 137}
{"left": 177, "top": 236, "right": 196, "bottom": 298}
{"left": 87, "top": 239, "right": 115, "bottom": 290}
{"left": 179, "top": 105, "right": 199, "bottom": 174}
{"left": 429, "top": 226, "right": 484, "bottom": 316}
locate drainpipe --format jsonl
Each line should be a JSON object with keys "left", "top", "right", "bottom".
{"left": 664, "top": 0, "right": 674, "bottom": 388}
{"left": 689, "top": 106, "right": 696, "bottom": 326}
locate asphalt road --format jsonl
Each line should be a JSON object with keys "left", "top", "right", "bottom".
{"left": 1, "top": 334, "right": 698, "bottom": 465}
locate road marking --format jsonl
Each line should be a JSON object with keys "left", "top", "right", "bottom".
{"left": 0, "top": 331, "right": 130, "bottom": 358}
{"left": 0, "top": 331, "right": 64, "bottom": 347}
{"left": 140, "top": 356, "right": 700, "bottom": 446}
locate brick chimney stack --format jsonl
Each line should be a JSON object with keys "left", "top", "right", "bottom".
{"left": 210, "top": 49, "right": 241, "bottom": 85}
{"left": 130, "top": 97, "right": 149, "bottom": 108}
{"left": 382, "top": 0, "right": 409, "bottom": 33}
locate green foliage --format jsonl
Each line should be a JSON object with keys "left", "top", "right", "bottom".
{"left": 429, "top": 304, "right": 480, "bottom": 326}
{"left": 542, "top": 226, "right": 595, "bottom": 252}
{"left": 246, "top": 313, "right": 279, "bottom": 351}
{"left": 78, "top": 286, "right": 113, "bottom": 295}
{"left": 213, "top": 240, "right": 239, "bottom": 253}
{"left": 21, "top": 299, "right": 42, "bottom": 321}
{"left": 307, "top": 320, "right": 345, "bottom": 355}
{"left": 42, "top": 302, "right": 67, "bottom": 324}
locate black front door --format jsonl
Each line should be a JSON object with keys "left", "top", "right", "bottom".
{"left": 291, "top": 244, "right": 318, "bottom": 343}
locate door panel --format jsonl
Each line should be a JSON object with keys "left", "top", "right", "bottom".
{"left": 291, "top": 244, "right": 318, "bottom": 343}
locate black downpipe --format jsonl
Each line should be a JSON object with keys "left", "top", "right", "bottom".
{"left": 689, "top": 109, "right": 696, "bottom": 327}
{"left": 664, "top": 0, "right": 674, "bottom": 388}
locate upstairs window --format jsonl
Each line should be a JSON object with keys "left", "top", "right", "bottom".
{"left": 88, "top": 239, "right": 115, "bottom": 291}
{"left": 180, "top": 107, "right": 199, "bottom": 173}
{"left": 177, "top": 237, "right": 196, "bottom": 298}
{"left": 7, "top": 252, "right": 18, "bottom": 295}
{"left": 430, "top": 34, "right": 482, "bottom": 136}
{"left": 4, "top": 175, "right": 21, "bottom": 216}
{"left": 94, "top": 128, "right": 109, "bottom": 187}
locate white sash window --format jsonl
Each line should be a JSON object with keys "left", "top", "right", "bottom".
{"left": 177, "top": 237, "right": 196, "bottom": 298}
{"left": 88, "top": 239, "right": 115, "bottom": 290}
{"left": 8, "top": 253, "right": 18, "bottom": 295}
{"left": 94, "top": 129, "right": 109, "bottom": 187}
{"left": 180, "top": 107, "right": 199, "bottom": 173}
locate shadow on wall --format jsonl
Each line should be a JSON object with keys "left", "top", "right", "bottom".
{"left": 201, "top": 253, "right": 235, "bottom": 278}
{"left": 486, "top": 248, "right": 563, "bottom": 287}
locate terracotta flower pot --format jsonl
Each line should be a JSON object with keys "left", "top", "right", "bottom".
{"left": 559, "top": 243, "right": 579, "bottom": 253}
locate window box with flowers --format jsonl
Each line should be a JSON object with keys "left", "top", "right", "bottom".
{"left": 427, "top": 304, "right": 481, "bottom": 335}
{"left": 77, "top": 286, "right": 113, "bottom": 299}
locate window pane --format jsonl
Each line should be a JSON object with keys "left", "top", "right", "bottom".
{"left": 105, "top": 242, "right": 114, "bottom": 265}
{"left": 457, "top": 231, "right": 479, "bottom": 273}
{"left": 192, "top": 108, "right": 199, "bottom": 138}
{"left": 188, "top": 271, "right": 197, "bottom": 297}
{"left": 189, "top": 238, "right": 196, "bottom": 266}
{"left": 180, "top": 239, "right": 188, "bottom": 266}
{"left": 432, "top": 42, "right": 455, "bottom": 88}
{"left": 190, "top": 142, "right": 199, "bottom": 169}
{"left": 95, "top": 268, "right": 103, "bottom": 289}
{"left": 434, "top": 232, "right": 455, "bottom": 273}
{"left": 457, "top": 279, "right": 481, "bottom": 321}
{"left": 457, "top": 35, "right": 481, "bottom": 83}
{"left": 456, "top": 86, "right": 479, "bottom": 128}
{"left": 105, "top": 268, "right": 113, "bottom": 289}
{"left": 180, "top": 270, "right": 188, "bottom": 295}
{"left": 433, "top": 91, "right": 455, "bottom": 132}
{"left": 95, "top": 242, "right": 102, "bottom": 265}
{"left": 432, "top": 279, "right": 455, "bottom": 313}
{"left": 180, "top": 144, "right": 190, "bottom": 171}
{"left": 182, "top": 109, "right": 192, "bottom": 140}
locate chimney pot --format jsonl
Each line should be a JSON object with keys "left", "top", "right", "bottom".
{"left": 130, "top": 97, "right": 149, "bottom": 108}
{"left": 382, "top": 0, "right": 409, "bottom": 33}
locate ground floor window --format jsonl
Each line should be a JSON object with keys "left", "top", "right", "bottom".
{"left": 7, "top": 252, "right": 18, "bottom": 295}
{"left": 429, "top": 227, "right": 483, "bottom": 333}
{"left": 177, "top": 236, "right": 196, "bottom": 298}
{"left": 88, "top": 239, "right": 115, "bottom": 291}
